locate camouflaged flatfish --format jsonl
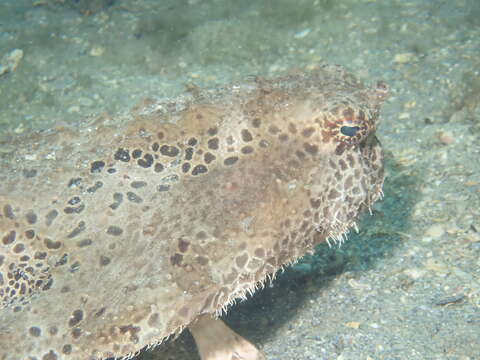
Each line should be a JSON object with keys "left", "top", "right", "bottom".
{"left": 0, "top": 64, "right": 388, "bottom": 360}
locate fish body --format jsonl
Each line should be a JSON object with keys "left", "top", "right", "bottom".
{"left": 0, "top": 65, "right": 387, "bottom": 359}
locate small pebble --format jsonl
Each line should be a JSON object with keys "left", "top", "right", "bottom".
{"left": 403, "top": 268, "right": 426, "bottom": 279}
{"left": 393, "top": 52, "right": 415, "bottom": 64}
{"left": 294, "top": 28, "right": 311, "bottom": 39}
{"left": 424, "top": 259, "right": 448, "bottom": 274}
{"left": 14, "top": 123, "right": 25, "bottom": 134}
{"left": 425, "top": 223, "right": 445, "bottom": 239}
{"left": 6, "top": 48, "right": 24, "bottom": 71}
{"left": 345, "top": 321, "right": 360, "bottom": 329}
{"left": 0, "top": 48, "right": 24, "bottom": 76}
{"left": 68, "top": 105, "right": 81, "bottom": 113}
{"left": 89, "top": 46, "right": 105, "bottom": 57}
{"left": 0, "top": 145, "right": 16, "bottom": 154}
{"left": 24, "top": 154, "right": 37, "bottom": 161}
{"left": 438, "top": 131, "right": 454, "bottom": 145}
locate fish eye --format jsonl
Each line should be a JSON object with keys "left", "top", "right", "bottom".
{"left": 340, "top": 125, "right": 360, "bottom": 137}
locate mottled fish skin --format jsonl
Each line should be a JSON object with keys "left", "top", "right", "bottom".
{"left": 0, "top": 64, "right": 388, "bottom": 360}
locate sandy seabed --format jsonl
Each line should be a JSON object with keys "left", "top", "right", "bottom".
{"left": 0, "top": 1, "right": 479, "bottom": 359}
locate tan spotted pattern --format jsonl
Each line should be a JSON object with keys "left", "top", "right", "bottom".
{"left": 0, "top": 65, "right": 388, "bottom": 359}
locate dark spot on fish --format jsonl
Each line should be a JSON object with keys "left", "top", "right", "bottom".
{"left": 131, "top": 181, "right": 147, "bottom": 189}
{"left": 192, "top": 164, "right": 208, "bottom": 176}
{"left": 71, "top": 328, "right": 82, "bottom": 339}
{"left": 87, "top": 181, "right": 103, "bottom": 193}
{"left": 178, "top": 238, "right": 190, "bottom": 252}
{"left": 25, "top": 211, "right": 37, "bottom": 225}
{"left": 44, "top": 238, "right": 61, "bottom": 250}
{"left": 45, "top": 209, "right": 58, "bottom": 226}
{"left": 100, "top": 256, "right": 111, "bottom": 266}
{"left": 157, "top": 184, "right": 170, "bottom": 192}
{"left": 106, "top": 226, "right": 123, "bottom": 236}
{"left": 114, "top": 148, "right": 130, "bottom": 162}
{"left": 13, "top": 243, "right": 25, "bottom": 253}
{"left": 207, "top": 138, "right": 219, "bottom": 150}
{"left": 224, "top": 156, "right": 238, "bottom": 166}
{"left": 185, "top": 147, "right": 194, "bottom": 161}
{"left": 241, "top": 129, "right": 253, "bottom": 142}
{"left": 160, "top": 145, "right": 180, "bottom": 157}
{"left": 3, "top": 204, "right": 14, "bottom": 219}
{"left": 62, "top": 345, "right": 72, "bottom": 355}
{"left": 2, "top": 231, "right": 15, "bottom": 245}
{"left": 109, "top": 193, "right": 123, "bottom": 210}
{"left": 90, "top": 160, "right": 105, "bottom": 173}
{"left": 67, "top": 178, "right": 82, "bottom": 188}
{"left": 170, "top": 253, "right": 183, "bottom": 266}
{"left": 137, "top": 153, "right": 154, "bottom": 168}
{"left": 182, "top": 162, "right": 191, "bottom": 173}
{"left": 68, "top": 197, "right": 81, "bottom": 206}
{"left": 67, "top": 221, "right": 86, "bottom": 239}
{"left": 29, "top": 326, "right": 41, "bottom": 337}
{"left": 154, "top": 163, "right": 164, "bottom": 173}
{"left": 132, "top": 149, "right": 142, "bottom": 159}
{"left": 204, "top": 152, "right": 216, "bottom": 164}
{"left": 54, "top": 254, "right": 68, "bottom": 267}
{"left": 77, "top": 238, "right": 92, "bottom": 248}
{"left": 207, "top": 127, "right": 218, "bottom": 136}
{"left": 241, "top": 146, "right": 254, "bottom": 154}
{"left": 126, "top": 192, "right": 143, "bottom": 203}
{"left": 64, "top": 204, "right": 85, "bottom": 214}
